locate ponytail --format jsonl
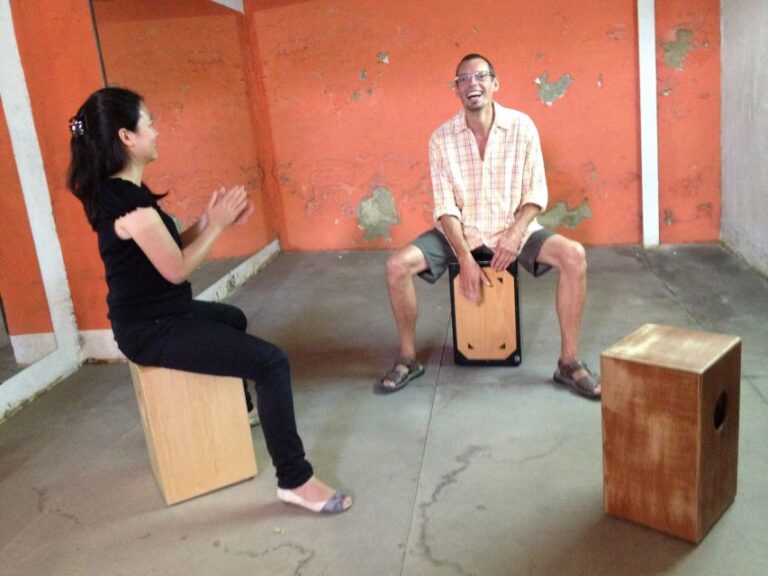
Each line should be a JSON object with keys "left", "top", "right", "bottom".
{"left": 66, "top": 87, "right": 143, "bottom": 230}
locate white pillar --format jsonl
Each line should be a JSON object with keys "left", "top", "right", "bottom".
{"left": 638, "top": 0, "right": 660, "bottom": 247}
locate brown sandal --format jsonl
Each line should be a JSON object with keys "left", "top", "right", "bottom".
{"left": 376, "top": 356, "right": 425, "bottom": 394}
{"left": 553, "top": 360, "right": 601, "bottom": 399}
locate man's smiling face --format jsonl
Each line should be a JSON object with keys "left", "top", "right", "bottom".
{"left": 454, "top": 58, "right": 499, "bottom": 112}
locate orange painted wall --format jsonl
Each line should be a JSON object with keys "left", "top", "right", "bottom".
{"left": 656, "top": 0, "right": 720, "bottom": 243}
{"left": 93, "top": 0, "right": 277, "bottom": 260}
{"left": 246, "top": 0, "right": 721, "bottom": 250}
{"left": 246, "top": 0, "right": 644, "bottom": 249}
{"left": 0, "top": 103, "right": 52, "bottom": 335}
{"left": 9, "top": 0, "right": 107, "bottom": 331}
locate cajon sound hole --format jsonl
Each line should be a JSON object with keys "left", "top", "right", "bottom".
{"left": 714, "top": 391, "right": 728, "bottom": 431}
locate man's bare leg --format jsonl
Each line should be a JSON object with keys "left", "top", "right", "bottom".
{"left": 380, "top": 245, "right": 430, "bottom": 390}
{"left": 537, "top": 234, "right": 600, "bottom": 395}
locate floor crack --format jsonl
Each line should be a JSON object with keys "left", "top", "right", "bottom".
{"left": 417, "top": 446, "right": 484, "bottom": 576}
{"left": 217, "top": 541, "right": 315, "bottom": 575}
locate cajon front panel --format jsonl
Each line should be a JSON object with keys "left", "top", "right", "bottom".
{"left": 449, "top": 261, "right": 521, "bottom": 366}
{"left": 130, "top": 364, "right": 257, "bottom": 505}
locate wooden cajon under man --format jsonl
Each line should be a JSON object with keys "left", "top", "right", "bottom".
{"left": 449, "top": 259, "right": 521, "bottom": 366}
{"left": 129, "top": 363, "right": 257, "bottom": 505}
{"left": 601, "top": 324, "right": 741, "bottom": 542}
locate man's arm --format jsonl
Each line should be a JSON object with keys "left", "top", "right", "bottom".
{"left": 490, "top": 203, "right": 541, "bottom": 271}
{"left": 439, "top": 215, "right": 491, "bottom": 304}
{"left": 430, "top": 129, "right": 490, "bottom": 303}
{"left": 490, "top": 116, "right": 547, "bottom": 271}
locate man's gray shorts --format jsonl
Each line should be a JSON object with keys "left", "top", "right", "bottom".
{"left": 412, "top": 228, "right": 555, "bottom": 284}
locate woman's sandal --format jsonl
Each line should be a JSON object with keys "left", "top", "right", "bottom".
{"left": 553, "top": 359, "right": 601, "bottom": 399}
{"left": 375, "top": 356, "right": 425, "bottom": 394}
{"left": 277, "top": 487, "right": 353, "bottom": 514}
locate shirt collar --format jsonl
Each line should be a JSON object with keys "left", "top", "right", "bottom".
{"left": 453, "top": 102, "right": 511, "bottom": 135}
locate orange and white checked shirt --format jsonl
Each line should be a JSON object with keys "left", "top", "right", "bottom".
{"left": 429, "top": 103, "right": 548, "bottom": 251}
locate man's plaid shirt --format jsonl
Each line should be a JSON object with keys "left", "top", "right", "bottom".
{"left": 429, "top": 102, "right": 548, "bottom": 250}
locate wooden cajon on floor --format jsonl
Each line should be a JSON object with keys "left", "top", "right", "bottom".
{"left": 449, "top": 260, "right": 521, "bottom": 366}
{"left": 601, "top": 324, "right": 741, "bottom": 542}
{"left": 129, "top": 363, "right": 257, "bottom": 505}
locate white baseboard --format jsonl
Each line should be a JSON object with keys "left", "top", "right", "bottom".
{"left": 80, "top": 329, "right": 125, "bottom": 361}
{"left": 8, "top": 332, "right": 56, "bottom": 364}
{"left": 196, "top": 239, "right": 280, "bottom": 302}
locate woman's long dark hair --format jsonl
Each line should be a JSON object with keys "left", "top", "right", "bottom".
{"left": 66, "top": 87, "right": 143, "bottom": 230}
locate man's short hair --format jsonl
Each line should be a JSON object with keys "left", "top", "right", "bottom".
{"left": 455, "top": 53, "right": 496, "bottom": 78}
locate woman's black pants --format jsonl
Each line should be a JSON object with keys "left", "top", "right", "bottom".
{"left": 112, "top": 300, "right": 313, "bottom": 489}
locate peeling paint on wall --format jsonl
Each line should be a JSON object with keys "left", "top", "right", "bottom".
{"left": 377, "top": 52, "right": 389, "bottom": 64}
{"left": 583, "top": 161, "right": 598, "bottom": 181}
{"left": 535, "top": 72, "right": 573, "bottom": 106}
{"left": 538, "top": 198, "right": 592, "bottom": 229}
{"left": 664, "top": 203, "right": 713, "bottom": 227}
{"left": 357, "top": 186, "right": 400, "bottom": 241}
{"left": 662, "top": 29, "right": 695, "bottom": 69}
{"left": 606, "top": 25, "right": 626, "bottom": 41}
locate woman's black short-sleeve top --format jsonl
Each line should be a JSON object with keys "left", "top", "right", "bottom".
{"left": 96, "top": 178, "right": 192, "bottom": 321}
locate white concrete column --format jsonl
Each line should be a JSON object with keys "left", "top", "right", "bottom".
{"left": 638, "top": 0, "right": 660, "bottom": 247}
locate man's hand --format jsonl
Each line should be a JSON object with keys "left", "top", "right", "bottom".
{"left": 491, "top": 227, "right": 523, "bottom": 271}
{"left": 459, "top": 254, "right": 492, "bottom": 305}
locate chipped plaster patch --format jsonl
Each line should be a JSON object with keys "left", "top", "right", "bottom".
{"left": 664, "top": 203, "right": 713, "bottom": 227}
{"left": 663, "top": 28, "right": 695, "bottom": 69}
{"left": 538, "top": 198, "right": 592, "bottom": 229}
{"left": 583, "top": 161, "right": 598, "bottom": 181}
{"left": 607, "top": 25, "right": 627, "bottom": 41}
{"left": 535, "top": 72, "right": 573, "bottom": 106}
{"left": 377, "top": 52, "right": 389, "bottom": 64}
{"left": 357, "top": 187, "right": 400, "bottom": 241}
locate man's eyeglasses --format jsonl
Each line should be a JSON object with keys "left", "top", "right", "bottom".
{"left": 455, "top": 70, "right": 495, "bottom": 86}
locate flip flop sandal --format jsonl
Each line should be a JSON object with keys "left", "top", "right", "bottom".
{"left": 553, "top": 359, "right": 601, "bottom": 399}
{"left": 376, "top": 356, "right": 425, "bottom": 394}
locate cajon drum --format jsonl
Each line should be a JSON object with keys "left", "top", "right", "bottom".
{"left": 449, "top": 259, "right": 521, "bottom": 366}
{"left": 129, "top": 363, "right": 257, "bottom": 505}
{"left": 601, "top": 324, "right": 741, "bottom": 542}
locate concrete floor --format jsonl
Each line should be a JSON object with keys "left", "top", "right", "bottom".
{"left": 1, "top": 244, "right": 766, "bottom": 576}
